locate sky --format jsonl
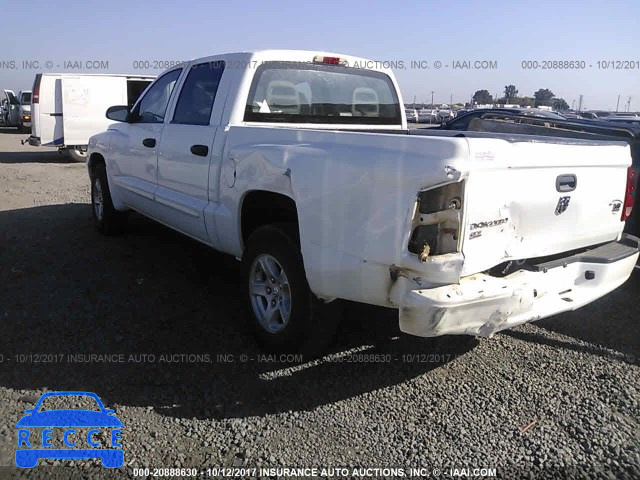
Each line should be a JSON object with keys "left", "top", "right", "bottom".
{"left": 1, "top": 0, "right": 638, "bottom": 110}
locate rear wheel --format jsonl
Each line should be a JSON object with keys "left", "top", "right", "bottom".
{"left": 241, "top": 224, "right": 341, "bottom": 355}
{"left": 91, "top": 163, "right": 127, "bottom": 235}
{"left": 67, "top": 147, "right": 88, "bottom": 163}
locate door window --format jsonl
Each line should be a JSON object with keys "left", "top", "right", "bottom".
{"left": 172, "top": 61, "right": 225, "bottom": 126}
{"left": 132, "top": 69, "right": 182, "bottom": 123}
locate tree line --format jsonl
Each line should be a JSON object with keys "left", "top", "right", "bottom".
{"left": 472, "top": 85, "right": 570, "bottom": 110}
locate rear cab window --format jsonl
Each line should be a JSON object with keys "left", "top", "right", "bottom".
{"left": 244, "top": 62, "right": 401, "bottom": 125}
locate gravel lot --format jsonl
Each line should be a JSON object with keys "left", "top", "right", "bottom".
{"left": 0, "top": 128, "right": 638, "bottom": 479}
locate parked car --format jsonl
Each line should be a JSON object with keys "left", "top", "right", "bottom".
{"left": 417, "top": 108, "right": 438, "bottom": 123}
{"left": 578, "top": 111, "right": 599, "bottom": 120}
{"left": 27, "top": 73, "right": 154, "bottom": 162}
{"left": 1, "top": 89, "right": 20, "bottom": 127}
{"left": 405, "top": 108, "right": 418, "bottom": 122}
{"left": 437, "top": 108, "right": 454, "bottom": 122}
{"left": 440, "top": 108, "right": 566, "bottom": 130}
{"left": 441, "top": 108, "right": 640, "bottom": 236}
{"left": 0, "top": 98, "right": 6, "bottom": 125}
{"left": 86, "top": 49, "right": 638, "bottom": 353}
{"left": 604, "top": 116, "right": 640, "bottom": 125}
{"left": 18, "top": 90, "right": 31, "bottom": 133}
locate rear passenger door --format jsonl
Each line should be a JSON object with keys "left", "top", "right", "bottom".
{"left": 155, "top": 61, "right": 226, "bottom": 243}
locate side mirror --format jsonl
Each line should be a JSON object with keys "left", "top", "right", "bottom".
{"left": 104, "top": 408, "right": 115, "bottom": 414}
{"left": 106, "top": 105, "right": 130, "bottom": 122}
{"left": 24, "top": 409, "right": 35, "bottom": 414}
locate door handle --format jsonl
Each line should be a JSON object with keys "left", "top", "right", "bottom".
{"left": 556, "top": 174, "right": 577, "bottom": 192}
{"left": 142, "top": 138, "right": 156, "bottom": 148}
{"left": 190, "top": 144, "right": 209, "bottom": 157}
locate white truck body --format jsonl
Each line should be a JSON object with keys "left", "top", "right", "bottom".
{"left": 29, "top": 73, "right": 154, "bottom": 156}
{"left": 86, "top": 50, "right": 638, "bottom": 342}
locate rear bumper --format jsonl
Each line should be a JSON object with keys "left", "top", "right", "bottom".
{"left": 395, "top": 235, "right": 639, "bottom": 338}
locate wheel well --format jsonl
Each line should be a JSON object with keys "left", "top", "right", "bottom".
{"left": 241, "top": 191, "right": 299, "bottom": 245}
{"left": 88, "top": 153, "right": 105, "bottom": 178}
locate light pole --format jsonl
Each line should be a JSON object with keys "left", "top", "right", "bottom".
{"left": 616, "top": 94, "right": 620, "bottom": 112}
{"left": 431, "top": 91, "right": 434, "bottom": 107}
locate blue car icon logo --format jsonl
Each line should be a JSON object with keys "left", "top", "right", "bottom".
{"left": 15, "top": 391, "right": 123, "bottom": 468}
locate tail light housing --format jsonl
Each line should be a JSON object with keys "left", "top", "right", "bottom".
{"left": 621, "top": 166, "right": 636, "bottom": 221}
{"left": 32, "top": 74, "right": 41, "bottom": 105}
{"left": 313, "top": 55, "right": 348, "bottom": 66}
{"left": 408, "top": 182, "right": 464, "bottom": 260}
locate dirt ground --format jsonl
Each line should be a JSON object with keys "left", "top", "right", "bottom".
{"left": 0, "top": 128, "right": 638, "bottom": 479}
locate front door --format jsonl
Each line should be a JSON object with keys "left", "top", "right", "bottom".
{"left": 108, "top": 68, "right": 183, "bottom": 215}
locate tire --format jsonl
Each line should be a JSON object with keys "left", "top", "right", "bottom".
{"left": 67, "top": 147, "right": 88, "bottom": 163}
{"left": 241, "top": 224, "right": 341, "bottom": 356}
{"left": 91, "top": 163, "right": 127, "bottom": 235}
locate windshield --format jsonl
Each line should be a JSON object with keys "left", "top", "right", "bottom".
{"left": 20, "top": 92, "right": 32, "bottom": 104}
{"left": 245, "top": 62, "right": 401, "bottom": 125}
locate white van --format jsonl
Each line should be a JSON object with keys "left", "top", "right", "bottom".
{"left": 28, "top": 73, "right": 154, "bottom": 161}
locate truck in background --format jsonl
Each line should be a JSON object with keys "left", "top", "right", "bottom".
{"left": 1, "top": 89, "right": 20, "bottom": 127}
{"left": 18, "top": 90, "right": 32, "bottom": 132}
{"left": 27, "top": 73, "right": 154, "bottom": 161}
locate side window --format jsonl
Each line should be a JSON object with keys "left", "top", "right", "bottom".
{"left": 127, "top": 80, "right": 153, "bottom": 109}
{"left": 172, "top": 61, "right": 225, "bottom": 125}
{"left": 132, "top": 69, "right": 182, "bottom": 123}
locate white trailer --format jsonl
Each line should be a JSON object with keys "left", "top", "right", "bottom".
{"left": 28, "top": 73, "right": 154, "bottom": 161}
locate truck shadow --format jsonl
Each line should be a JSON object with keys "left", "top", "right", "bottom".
{"left": 0, "top": 150, "right": 74, "bottom": 164}
{"left": 501, "top": 273, "right": 639, "bottom": 366}
{"left": 0, "top": 203, "right": 477, "bottom": 420}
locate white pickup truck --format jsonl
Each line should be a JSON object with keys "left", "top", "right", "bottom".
{"left": 86, "top": 50, "right": 639, "bottom": 353}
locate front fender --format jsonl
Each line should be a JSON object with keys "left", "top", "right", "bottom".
{"left": 87, "top": 131, "right": 126, "bottom": 210}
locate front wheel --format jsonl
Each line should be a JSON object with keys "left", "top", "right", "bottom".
{"left": 241, "top": 224, "right": 340, "bottom": 355}
{"left": 91, "top": 163, "right": 127, "bottom": 235}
